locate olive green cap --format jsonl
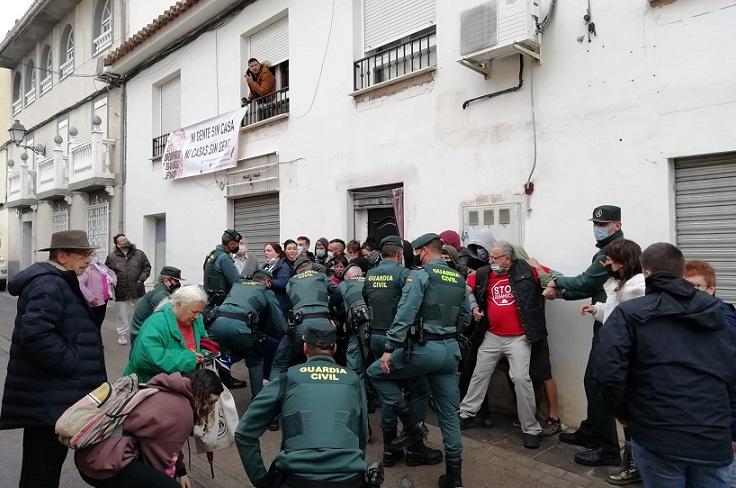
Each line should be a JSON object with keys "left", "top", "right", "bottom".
{"left": 304, "top": 322, "right": 336, "bottom": 347}
{"left": 252, "top": 268, "right": 272, "bottom": 280}
{"left": 411, "top": 233, "right": 440, "bottom": 250}
{"left": 294, "top": 256, "right": 312, "bottom": 271}
{"left": 379, "top": 235, "right": 403, "bottom": 249}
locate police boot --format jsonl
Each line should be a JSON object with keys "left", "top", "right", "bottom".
{"left": 388, "top": 400, "right": 427, "bottom": 451}
{"left": 438, "top": 458, "right": 463, "bottom": 488}
{"left": 405, "top": 438, "right": 443, "bottom": 466}
{"left": 382, "top": 428, "right": 404, "bottom": 467}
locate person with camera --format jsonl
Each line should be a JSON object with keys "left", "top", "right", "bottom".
{"left": 242, "top": 57, "right": 275, "bottom": 105}
{"left": 235, "top": 322, "right": 371, "bottom": 488}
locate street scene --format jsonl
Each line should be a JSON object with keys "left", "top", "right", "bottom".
{"left": 0, "top": 0, "right": 735, "bottom": 487}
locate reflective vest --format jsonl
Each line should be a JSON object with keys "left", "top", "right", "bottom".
{"left": 364, "top": 262, "right": 407, "bottom": 331}
{"left": 417, "top": 262, "right": 466, "bottom": 334}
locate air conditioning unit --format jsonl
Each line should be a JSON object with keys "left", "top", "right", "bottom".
{"left": 459, "top": 0, "right": 540, "bottom": 72}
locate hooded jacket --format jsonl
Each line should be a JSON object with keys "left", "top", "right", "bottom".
{"left": 1, "top": 262, "right": 107, "bottom": 429}
{"left": 75, "top": 373, "right": 194, "bottom": 480}
{"left": 595, "top": 272, "right": 736, "bottom": 465}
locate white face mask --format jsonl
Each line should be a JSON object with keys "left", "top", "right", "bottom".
{"left": 327, "top": 251, "right": 335, "bottom": 260}
{"left": 297, "top": 245, "right": 304, "bottom": 254}
{"left": 316, "top": 249, "right": 326, "bottom": 258}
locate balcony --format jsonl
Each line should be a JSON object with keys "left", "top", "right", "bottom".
{"left": 6, "top": 166, "right": 35, "bottom": 208}
{"left": 241, "top": 87, "right": 290, "bottom": 129}
{"left": 25, "top": 87, "right": 36, "bottom": 106}
{"left": 353, "top": 30, "right": 437, "bottom": 92}
{"left": 40, "top": 75, "right": 52, "bottom": 95}
{"left": 12, "top": 99, "right": 21, "bottom": 116}
{"left": 152, "top": 133, "right": 169, "bottom": 159}
{"left": 93, "top": 26, "right": 112, "bottom": 55}
{"left": 35, "top": 152, "right": 68, "bottom": 200}
{"left": 59, "top": 57, "right": 74, "bottom": 80}
{"left": 68, "top": 129, "right": 114, "bottom": 191}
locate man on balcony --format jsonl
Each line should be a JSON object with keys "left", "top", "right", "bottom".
{"left": 242, "top": 58, "right": 275, "bottom": 105}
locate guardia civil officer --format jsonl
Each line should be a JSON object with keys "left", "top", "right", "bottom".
{"left": 209, "top": 269, "right": 287, "bottom": 400}
{"left": 235, "top": 322, "right": 369, "bottom": 488}
{"left": 367, "top": 233, "right": 471, "bottom": 488}
{"left": 363, "top": 236, "right": 441, "bottom": 468}
{"left": 203, "top": 229, "right": 243, "bottom": 314}
{"left": 270, "top": 256, "right": 337, "bottom": 378}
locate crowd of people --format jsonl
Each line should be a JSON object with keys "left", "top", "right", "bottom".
{"left": 1, "top": 202, "right": 735, "bottom": 488}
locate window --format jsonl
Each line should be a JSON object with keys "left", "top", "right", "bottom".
{"left": 24, "top": 61, "right": 36, "bottom": 106}
{"left": 93, "top": 0, "right": 113, "bottom": 55}
{"left": 40, "top": 44, "right": 53, "bottom": 94}
{"left": 94, "top": 97, "right": 108, "bottom": 137}
{"left": 12, "top": 72, "right": 22, "bottom": 115}
{"left": 60, "top": 25, "right": 74, "bottom": 79}
{"left": 160, "top": 76, "right": 181, "bottom": 135}
{"left": 87, "top": 194, "right": 110, "bottom": 263}
{"left": 52, "top": 202, "right": 69, "bottom": 232}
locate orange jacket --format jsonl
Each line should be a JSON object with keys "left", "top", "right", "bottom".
{"left": 247, "top": 65, "right": 275, "bottom": 98}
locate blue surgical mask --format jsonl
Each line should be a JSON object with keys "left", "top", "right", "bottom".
{"left": 477, "top": 248, "right": 489, "bottom": 260}
{"left": 593, "top": 226, "right": 610, "bottom": 242}
{"left": 297, "top": 245, "right": 304, "bottom": 254}
{"left": 490, "top": 263, "right": 502, "bottom": 273}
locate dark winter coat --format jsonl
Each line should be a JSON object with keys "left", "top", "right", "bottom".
{"left": 0, "top": 262, "right": 107, "bottom": 429}
{"left": 595, "top": 272, "right": 736, "bottom": 465}
{"left": 105, "top": 245, "right": 151, "bottom": 301}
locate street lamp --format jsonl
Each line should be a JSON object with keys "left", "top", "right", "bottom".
{"left": 8, "top": 120, "right": 46, "bottom": 157}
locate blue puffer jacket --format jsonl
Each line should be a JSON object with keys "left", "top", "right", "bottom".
{"left": 0, "top": 262, "right": 107, "bottom": 429}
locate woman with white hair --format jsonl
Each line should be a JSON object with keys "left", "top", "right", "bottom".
{"left": 125, "top": 285, "right": 208, "bottom": 383}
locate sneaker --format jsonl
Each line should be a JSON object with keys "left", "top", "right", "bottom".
{"left": 540, "top": 417, "right": 562, "bottom": 437}
{"left": 522, "top": 433, "right": 541, "bottom": 449}
{"left": 117, "top": 334, "right": 128, "bottom": 345}
{"left": 459, "top": 415, "right": 478, "bottom": 430}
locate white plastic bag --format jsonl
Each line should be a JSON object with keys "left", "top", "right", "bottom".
{"left": 193, "top": 385, "right": 239, "bottom": 453}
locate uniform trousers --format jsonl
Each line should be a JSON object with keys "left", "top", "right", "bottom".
{"left": 459, "top": 331, "right": 541, "bottom": 435}
{"left": 367, "top": 339, "right": 463, "bottom": 460}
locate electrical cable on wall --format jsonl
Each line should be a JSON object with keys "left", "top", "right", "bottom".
{"left": 461, "top": 54, "right": 524, "bottom": 109}
{"left": 524, "top": 60, "right": 537, "bottom": 194}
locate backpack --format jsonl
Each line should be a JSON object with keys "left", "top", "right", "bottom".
{"left": 55, "top": 374, "right": 158, "bottom": 449}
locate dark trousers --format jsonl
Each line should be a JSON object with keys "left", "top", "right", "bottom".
{"left": 578, "top": 321, "right": 619, "bottom": 452}
{"left": 80, "top": 461, "right": 179, "bottom": 488}
{"left": 20, "top": 426, "right": 68, "bottom": 488}
{"left": 90, "top": 303, "right": 108, "bottom": 328}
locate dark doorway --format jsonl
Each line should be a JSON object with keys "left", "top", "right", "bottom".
{"left": 367, "top": 208, "right": 398, "bottom": 243}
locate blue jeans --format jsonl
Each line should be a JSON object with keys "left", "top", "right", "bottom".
{"left": 632, "top": 439, "right": 731, "bottom": 488}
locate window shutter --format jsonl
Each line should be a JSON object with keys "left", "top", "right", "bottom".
{"left": 363, "top": 0, "right": 435, "bottom": 52}
{"left": 160, "top": 77, "right": 181, "bottom": 135}
{"left": 250, "top": 16, "right": 289, "bottom": 66}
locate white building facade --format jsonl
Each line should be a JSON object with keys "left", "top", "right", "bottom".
{"left": 110, "top": 0, "right": 736, "bottom": 423}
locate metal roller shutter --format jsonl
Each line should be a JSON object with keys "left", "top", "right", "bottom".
{"left": 250, "top": 16, "right": 289, "bottom": 66}
{"left": 363, "top": 0, "right": 435, "bottom": 51}
{"left": 675, "top": 152, "right": 736, "bottom": 303}
{"left": 233, "top": 193, "right": 280, "bottom": 257}
{"left": 160, "top": 76, "right": 181, "bottom": 135}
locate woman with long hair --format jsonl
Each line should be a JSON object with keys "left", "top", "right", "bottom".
{"left": 76, "top": 369, "right": 223, "bottom": 487}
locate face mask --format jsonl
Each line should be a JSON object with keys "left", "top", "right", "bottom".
{"left": 316, "top": 249, "right": 326, "bottom": 258}
{"left": 327, "top": 251, "right": 335, "bottom": 260}
{"left": 297, "top": 245, "right": 304, "bottom": 255}
{"left": 239, "top": 244, "right": 247, "bottom": 252}
{"left": 119, "top": 240, "right": 131, "bottom": 249}
{"left": 476, "top": 248, "right": 489, "bottom": 261}
{"left": 593, "top": 226, "right": 610, "bottom": 242}
{"left": 167, "top": 280, "right": 181, "bottom": 292}
{"left": 490, "top": 263, "right": 503, "bottom": 274}
{"left": 444, "top": 259, "right": 456, "bottom": 269}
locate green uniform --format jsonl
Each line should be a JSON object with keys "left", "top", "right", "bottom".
{"left": 210, "top": 280, "right": 287, "bottom": 398}
{"left": 367, "top": 258, "right": 471, "bottom": 461}
{"left": 271, "top": 270, "right": 337, "bottom": 379}
{"left": 203, "top": 245, "right": 241, "bottom": 309}
{"left": 334, "top": 277, "right": 371, "bottom": 389}
{"left": 363, "top": 259, "right": 431, "bottom": 429}
{"left": 129, "top": 282, "right": 171, "bottom": 343}
{"left": 235, "top": 355, "right": 368, "bottom": 485}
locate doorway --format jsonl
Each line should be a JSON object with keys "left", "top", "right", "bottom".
{"left": 367, "top": 208, "right": 399, "bottom": 243}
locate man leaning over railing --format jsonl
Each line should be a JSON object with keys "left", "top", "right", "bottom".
{"left": 241, "top": 57, "right": 275, "bottom": 107}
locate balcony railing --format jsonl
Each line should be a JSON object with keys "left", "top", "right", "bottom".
{"left": 152, "top": 133, "right": 169, "bottom": 158}
{"left": 36, "top": 155, "right": 67, "bottom": 196}
{"left": 40, "top": 75, "right": 52, "bottom": 95}
{"left": 93, "top": 26, "right": 112, "bottom": 55}
{"left": 241, "top": 87, "right": 290, "bottom": 128}
{"left": 12, "top": 98, "right": 22, "bottom": 115}
{"left": 25, "top": 87, "right": 36, "bottom": 106}
{"left": 7, "top": 167, "right": 35, "bottom": 206}
{"left": 60, "top": 57, "right": 74, "bottom": 80}
{"left": 68, "top": 130, "right": 114, "bottom": 188}
{"left": 353, "top": 31, "right": 437, "bottom": 91}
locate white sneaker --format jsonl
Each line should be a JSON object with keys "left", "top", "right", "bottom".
{"left": 117, "top": 335, "right": 128, "bottom": 345}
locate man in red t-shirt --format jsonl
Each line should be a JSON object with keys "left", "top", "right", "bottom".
{"left": 459, "top": 241, "right": 543, "bottom": 449}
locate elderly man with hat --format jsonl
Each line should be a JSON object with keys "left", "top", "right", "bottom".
{"left": 363, "top": 235, "right": 441, "bottom": 468}
{"left": 203, "top": 229, "right": 244, "bottom": 315}
{"left": 367, "top": 233, "right": 472, "bottom": 488}
{"left": 235, "top": 321, "right": 369, "bottom": 488}
{"left": 129, "top": 266, "right": 184, "bottom": 348}
{"left": 543, "top": 205, "right": 624, "bottom": 467}
{"left": 209, "top": 269, "right": 287, "bottom": 400}
{"left": 1, "top": 230, "right": 107, "bottom": 488}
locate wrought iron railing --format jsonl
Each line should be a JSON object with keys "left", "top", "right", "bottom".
{"left": 152, "top": 133, "right": 169, "bottom": 158}
{"left": 241, "top": 87, "right": 290, "bottom": 127}
{"left": 353, "top": 31, "right": 437, "bottom": 91}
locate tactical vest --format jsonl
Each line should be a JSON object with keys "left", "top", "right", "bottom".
{"left": 473, "top": 260, "right": 547, "bottom": 342}
{"left": 222, "top": 281, "right": 267, "bottom": 313}
{"left": 341, "top": 278, "right": 366, "bottom": 311}
{"left": 364, "top": 262, "right": 407, "bottom": 331}
{"left": 417, "top": 262, "right": 466, "bottom": 333}
{"left": 289, "top": 271, "right": 330, "bottom": 311}
{"left": 203, "top": 247, "right": 228, "bottom": 294}
{"left": 281, "top": 360, "right": 362, "bottom": 451}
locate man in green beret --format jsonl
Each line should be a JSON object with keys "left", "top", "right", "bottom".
{"left": 235, "top": 321, "right": 369, "bottom": 488}
{"left": 367, "top": 233, "right": 471, "bottom": 488}
{"left": 209, "top": 269, "right": 287, "bottom": 400}
{"left": 363, "top": 235, "right": 441, "bottom": 468}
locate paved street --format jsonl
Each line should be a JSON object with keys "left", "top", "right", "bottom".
{"left": 0, "top": 292, "right": 619, "bottom": 488}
